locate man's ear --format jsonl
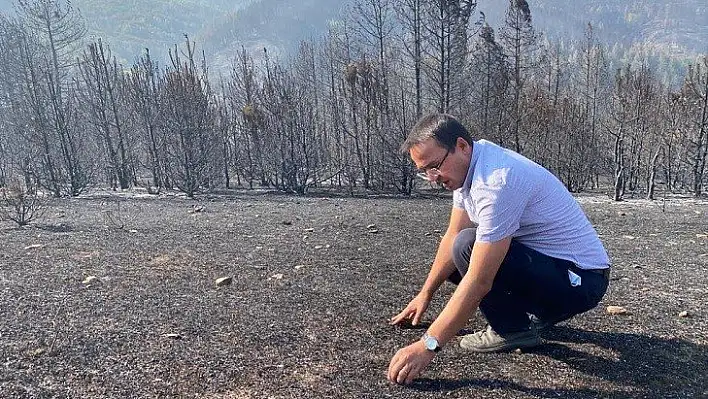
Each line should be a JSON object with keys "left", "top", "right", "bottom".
{"left": 456, "top": 137, "right": 469, "bottom": 151}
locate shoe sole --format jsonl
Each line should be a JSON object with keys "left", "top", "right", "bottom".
{"left": 459, "top": 335, "right": 542, "bottom": 353}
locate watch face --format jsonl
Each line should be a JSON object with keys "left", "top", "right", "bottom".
{"left": 424, "top": 336, "right": 438, "bottom": 351}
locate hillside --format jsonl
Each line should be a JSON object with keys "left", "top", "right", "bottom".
{"left": 203, "top": 0, "right": 345, "bottom": 68}
{"left": 78, "top": 0, "right": 256, "bottom": 64}
{"left": 0, "top": 0, "right": 705, "bottom": 67}
{"left": 201, "top": 0, "right": 708, "bottom": 70}
{"left": 0, "top": 0, "right": 253, "bottom": 64}
{"left": 478, "top": 0, "right": 707, "bottom": 57}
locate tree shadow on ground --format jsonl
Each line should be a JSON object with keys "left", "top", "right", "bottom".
{"left": 409, "top": 326, "right": 708, "bottom": 398}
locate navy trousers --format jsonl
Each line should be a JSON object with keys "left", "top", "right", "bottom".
{"left": 449, "top": 228, "right": 609, "bottom": 334}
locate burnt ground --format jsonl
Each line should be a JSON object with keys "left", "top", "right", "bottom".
{"left": 1, "top": 191, "right": 707, "bottom": 399}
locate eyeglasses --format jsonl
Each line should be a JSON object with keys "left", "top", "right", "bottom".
{"left": 416, "top": 149, "right": 449, "bottom": 182}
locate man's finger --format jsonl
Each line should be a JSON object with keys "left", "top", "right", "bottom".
{"left": 387, "top": 353, "right": 405, "bottom": 382}
{"left": 390, "top": 310, "right": 413, "bottom": 325}
{"left": 390, "top": 309, "right": 408, "bottom": 322}
{"left": 396, "top": 364, "right": 411, "bottom": 384}
{"left": 412, "top": 310, "right": 422, "bottom": 326}
{"left": 389, "top": 313, "right": 403, "bottom": 324}
{"left": 405, "top": 366, "right": 419, "bottom": 385}
{"left": 387, "top": 351, "right": 402, "bottom": 381}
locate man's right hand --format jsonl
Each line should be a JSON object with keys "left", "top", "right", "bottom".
{"left": 389, "top": 292, "right": 431, "bottom": 326}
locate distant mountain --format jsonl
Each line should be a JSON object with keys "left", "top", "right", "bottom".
{"left": 0, "top": 0, "right": 254, "bottom": 65}
{"left": 202, "top": 0, "right": 345, "bottom": 68}
{"left": 78, "top": 0, "right": 258, "bottom": 65}
{"left": 477, "top": 0, "right": 707, "bottom": 57}
{"left": 205, "top": 0, "right": 706, "bottom": 70}
{"left": 1, "top": 0, "right": 705, "bottom": 68}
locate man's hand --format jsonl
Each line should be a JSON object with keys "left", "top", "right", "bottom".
{"left": 387, "top": 340, "right": 435, "bottom": 385}
{"left": 389, "top": 292, "right": 430, "bottom": 326}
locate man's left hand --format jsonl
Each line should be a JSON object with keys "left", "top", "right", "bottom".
{"left": 387, "top": 340, "right": 435, "bottom": 385}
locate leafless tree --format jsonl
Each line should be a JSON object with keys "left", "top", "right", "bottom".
{"left": 160, "top": 37, "right": 221, "bottom": 197}
{"left": 682, "top": 56, "right": 708, "bottom": 197}
{"left": 645, "top": 90, "right": 674, "bottom": 200}
{"left": 468, "top": 23, "right": 509, "bottom": 144}
{"left": 213, "top": 83, "right": 234, "bottom": 189}
{"left": 577, "top": 24, "right": 609, "bottom": 189}
{"left": 500, "top": 0, "right": 539, "bottom": 153}
{"left": 420, "top": 0, "right": 476, "bottom": 114}
{"left": 394, "top": 0, "right": 423, "bottom": 119}
{"left": 16, "top": 0, "right": 88, "bottom": 196}
{"left": 321, "top": 28, "right": 350, "bottom": 189}
{"left": 126, "top": 49, "right": 168, "bottom": 192}
{"left": 659, "top": 93, "right": 686, "bottom": 193}
{"left": 0, "top": 16, "right": 26, "bottom": 188}
{"left": 353, "top": 0, "right": 408, "bottom": 191}
{"left": 77, "top": 39, "right": 133, "bottom": 190}
{"left": 226, "top": 46, "right": 264, "bottom": 189}
{"left": 604, "top": 65, "right": 654, "bottom": 201}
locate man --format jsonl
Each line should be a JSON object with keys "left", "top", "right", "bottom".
{"left": 387, "top": 114, "right": 610, "bottom": 385}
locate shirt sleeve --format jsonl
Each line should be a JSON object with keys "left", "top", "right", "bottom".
{"left": 474, "top": 168, "right": 535, "bottom": 243}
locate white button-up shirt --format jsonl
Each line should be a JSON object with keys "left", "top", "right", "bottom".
{"left": 453, "top": 140, "right": 610, "bottom": 270}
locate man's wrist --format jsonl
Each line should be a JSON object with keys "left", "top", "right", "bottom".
{"left": 421, "top": 332, "right": 442, "bottom": 352}
{"left": 419, "top": 288, "right": 434, "bottom": 300}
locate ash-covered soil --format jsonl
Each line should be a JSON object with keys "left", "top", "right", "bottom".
{"left": 1, "top": 191, "right": 707, "bottom": 399}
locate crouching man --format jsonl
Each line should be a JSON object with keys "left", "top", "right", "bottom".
{"left": 387, "top": 114, "right": 610, "bottom": 385}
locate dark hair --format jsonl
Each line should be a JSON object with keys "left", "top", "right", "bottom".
{"left": 400, "top": 113, "right": 473, "bottom": 153}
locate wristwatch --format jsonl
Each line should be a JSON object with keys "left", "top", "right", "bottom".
{"left": 421, "top": 333, "right": 441, "bottom": 352}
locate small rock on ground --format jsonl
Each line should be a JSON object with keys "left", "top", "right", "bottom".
{"left": 215, "top": 277, "right": 233, "bottom": 287}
